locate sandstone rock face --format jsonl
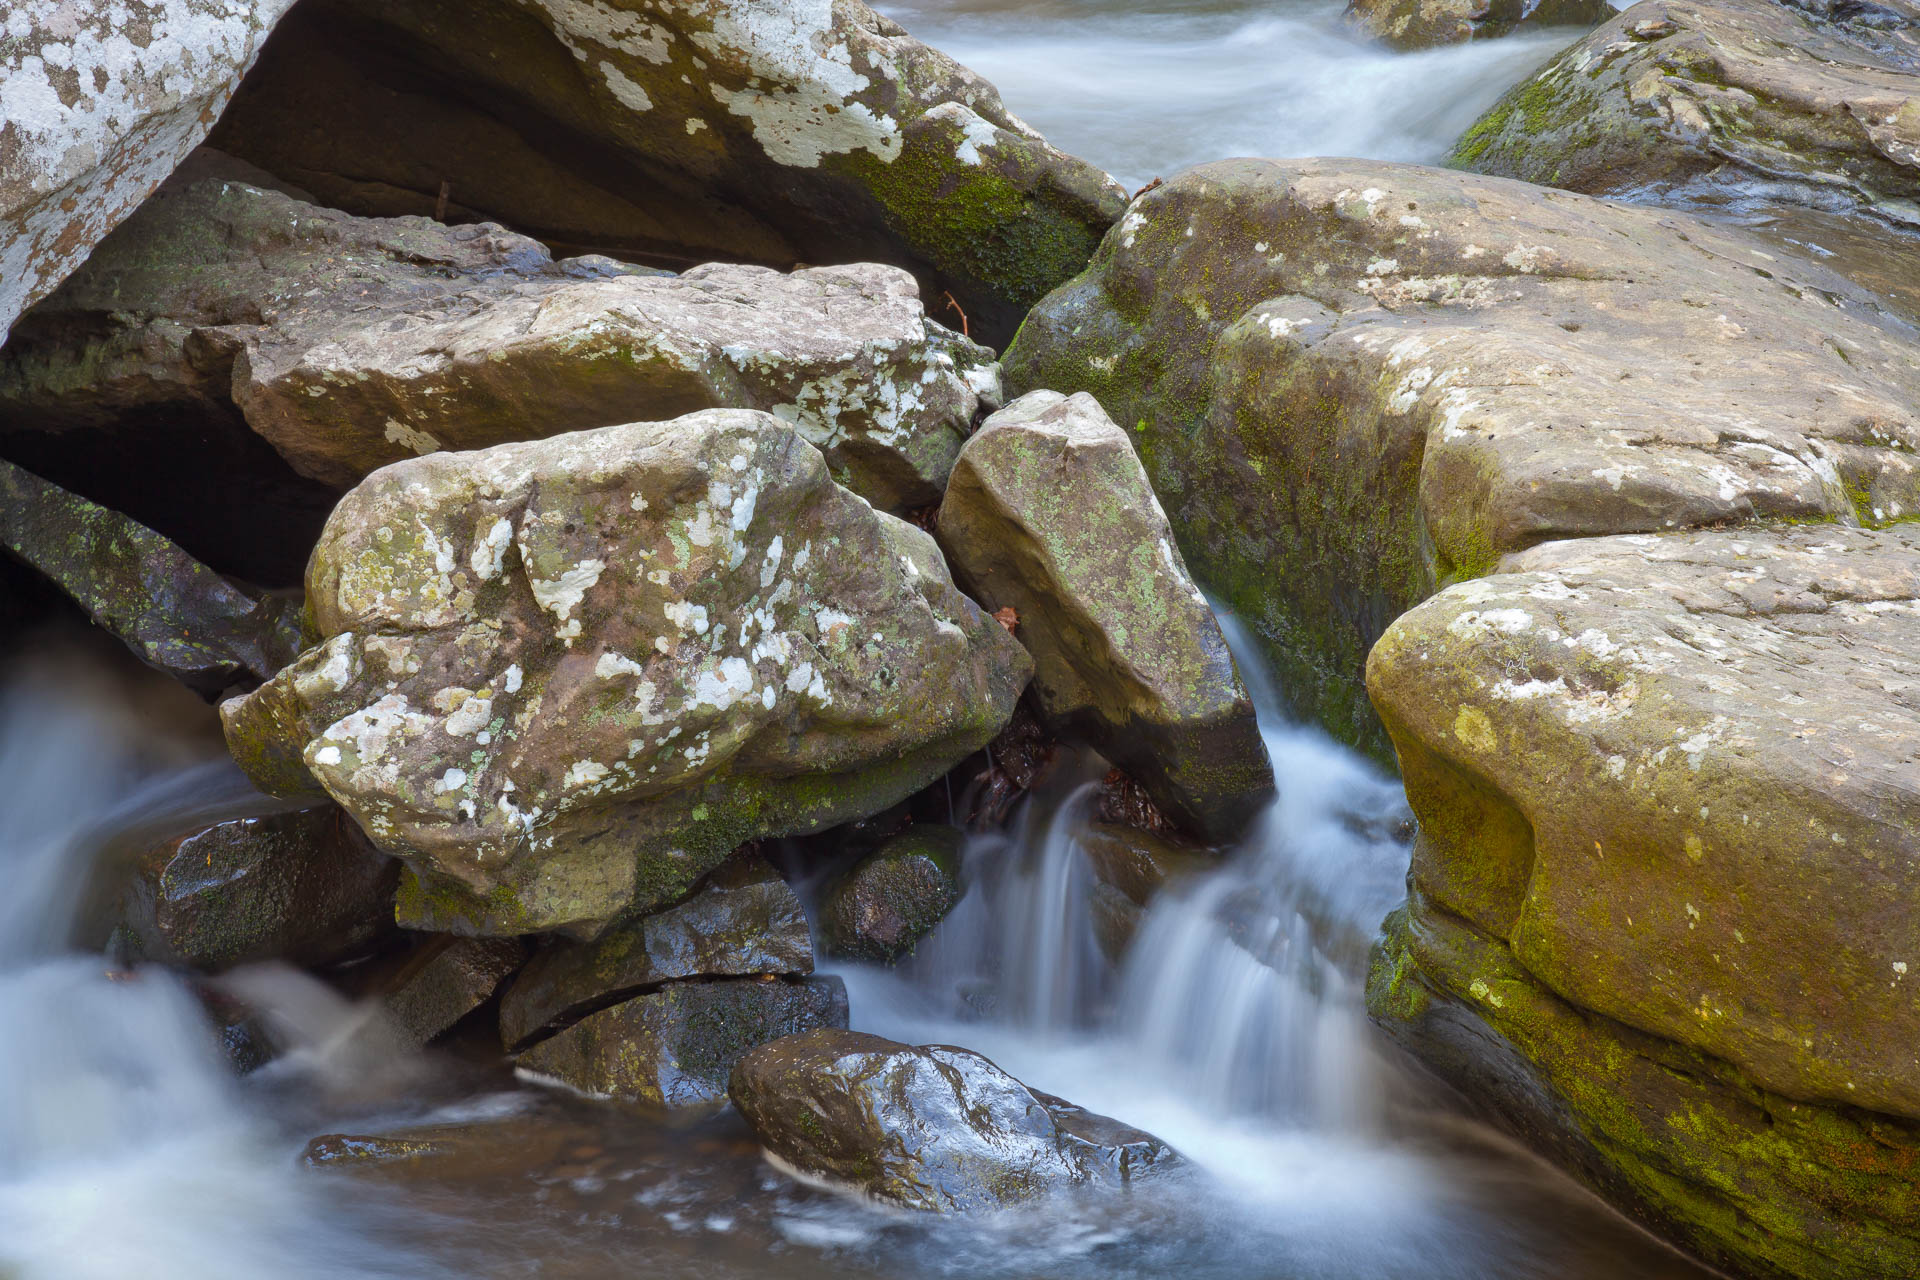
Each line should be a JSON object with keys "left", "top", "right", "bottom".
{"left": 499, "top": 854, "right": 813, "bottom": 1051}
{"left": 818, "top": 824, "right": 963, "bottom": 962}
{"left": 1345, "top": 0, "right": 1610, "bottom": 50}
{"left": 938, "top": 390, "right": 1273, "bottom": 837}
{"left": 1452, "top": 0, "right": 1920, "bottom": 228}
{"left": 0, "top": 0, "right": 296, "bottom": 343}
{"left": 208, "top": 0, "right": 1129, "bottom": 345}
{"left": 729, "top": 1028, "right": 1176, "bottom": 1211}
{"left": 517, "top": 975, "right": 848, "bottom": 1108}
{"left": 1367, "top": 525, "right": 1920, "bottom": 1279}
{"left": 221, "top": 409, "right": 1031, "bottom": 936}
{"left": 1003, "top": 158, "right": 1920, "bottom": 753}
{"left": 3, "top": 154, "right": 999, "bottom": 507}
{"left": 0, "top": 456, "right": 304, "bottom": 696}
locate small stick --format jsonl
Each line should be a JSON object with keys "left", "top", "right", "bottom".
{"left": 434, "top": 180, "right": 451, "bottom": 222}
{"left": 943, "top": 291, "right": 970, "bottom": 338}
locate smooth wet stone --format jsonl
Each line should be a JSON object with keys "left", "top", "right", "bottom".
{"left": 517, "top": 976, "right": 849, "bottom": 1109}
{"left": 91, "top": 799, "right": 397, "bottom": 972}
{"left": 1004, "top": 157, "right": 1920, "bottom": 754}
{"left": 376, "top": 936, "right": 528, "bottom": 1045}
{"left": 1078, "top": 822, "right": 1212, "bottom": 961}
{"left": 1345, "top": 0, "right": 1610, "bottom": 49}
{"left": 0, "top": 0, "right": 296, "bottom": 342}
{"left": 208, "top": 0, "right": 1128, "bottom": 346}
{"left": 1452, "top": 0, "right": 1920, "bottom": 227}
{"left": 729, "top": 1028, "right": 1177, "bottom": 1211}
{"left": 1366, "top": 524, "right": 1920, "bottom": 1280}
{"left": 818, "top": 824, "right": 964, "bottom": 962}
{"left": 499, "top": 855, "right": 814, "bottom": 1052}
{"left": 0, "top": 457, "right": 304, "bottom": 696}
{"left": 220, "top": 408, "right": 1031, "bottom": 936}
{"left": 938, "top": 390, "right": 1273, "bottom": 839}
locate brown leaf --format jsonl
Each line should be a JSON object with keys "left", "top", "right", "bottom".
{"left": 993, "top": 606, "right": 1019, "bottom": 633}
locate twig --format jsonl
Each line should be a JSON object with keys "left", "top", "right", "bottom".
{"left": 434, "top": 180, "right": 451, "bottom": 222}
{"left": 942, "top": 291, "right": 970, "bottom": 339}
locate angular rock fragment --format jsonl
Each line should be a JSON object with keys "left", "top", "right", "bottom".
{"left": 500, "top": 854, "right": 814, "bottom": 1052}
{"left": 375, "top": 935, "right": 527, "bottom": 1046}
{"left": 730, "top": 1028, "right": 1176, "bottom": 1211}
{"left": 818, "top": 824, "right": 964, "bottom": 962}
{"left": 221, "top": 409, "right": 1030, "bottom": 935}
{"left": 517, "top": 975, "right": 849, "bottom": 1108}
{"left": 939, "top": 390, "right": 1273, "bottom": 837}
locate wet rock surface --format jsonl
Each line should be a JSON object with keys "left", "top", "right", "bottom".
{"left": 500, "top": 855, "right": 814, "bottom": 1052}
{"left": 1367, "top": 524, "right": 1920, "bottom": 1278}
{"left": 0, "top": 0, "right": 296, "bottom": 341}
{"left": 1078, "top": 822, "right": 1212, "bottom": 961}
{"left": 938, "top": 390, "right": 1273, "bottom": 839}
{"left": 208, "top": 0, "right": 1128, "bottom": 345}
{"left": 518, "top": 975, "right": 849, "bottom": 1109}
{"left": 221, "top": 407, "right": 1030, "bottom": 936}
{"left": 818, "top": 824, "right": 964, "bottom": 962}
{"left": 372, "top": 935, "right": 529, "bottom": 1046}
{"left": 1005, "top": 157, "right": 1920, "bottom": 753}
{"left": 729, "top": 1028, "right": 1177, "bottom": 1211}
{"left": 1345, "top": 0, "right": 1610, "bottom": 50}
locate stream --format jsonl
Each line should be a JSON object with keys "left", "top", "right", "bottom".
{"left": 0, "top": 2, "right": 1723, "bottom": 1276}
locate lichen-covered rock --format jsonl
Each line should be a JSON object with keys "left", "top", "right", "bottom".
{"left": 0, "top": 457, "right": 304, "bottom": 696}
{"left": 516, "top": 975, "right": 848, "bottom": 1108}
{"left": 818, "top": 824, "right": 963, "bottom": 962}
{"left": 208, "top": 0, "right": 1128, "bottom": 346}
{"left": 1003, "top": 158, "right": 1920, "bottom": 754}
{"left": 730, "top": 1028, "right": 1176, "bottom": 1211}
{"left": 3, "top": 153, "right": 997, "bottom": 507}
{"left": 87, "top": 798, "right": 397, "bottom": 971}
{"left": 938, "top": 390, "right": 1273, "bottom": 837}
{"left": 1451, "top": 0, "right": 1920, "bottom": 228}
{"left": 1366, "top": 524, "right": 1920, "bottom": 1280}
{"left": 499, "top": 853, "right": 813, "bottom": 1051}
{"left": 373, "top": 935, "right": 528, "bottom": 1045}
{"left": 220, "top": 409, "right": 1031, "bottom": 936}
{"left": 0, "top": 0, "right": 296, "bottom": 343}
{"left": 1345, "top": 0, "right": 1610, "bottom": 50}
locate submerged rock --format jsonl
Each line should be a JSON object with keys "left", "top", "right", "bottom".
{"left": 221, "top": 408, "right": 1030, "bottom": 936}
{"left": 208, "top": 0, "right": 1128, "bottom": 345}
{"left": 1452, "top": 0, "right": 1920, "bottom": 228}
{"left": 730, "top": 1028, "right": 1176, "bottom": 1211}
{"left": 517, "top": 975, "right": 848, "bottom": 1108}
{"left": 938, "top": 390, "right": 1272, "bottom": 838}
{"left": 1004, "top": 158, "right": 1920, "bottom": 753}
{"left": 818, "top": 824, "right": 964, "bottom": 962}
{"left": 1367, "top": 524, "right": 1920, "bottom": 1280}
{"left": 3, "top": 153, "right": 998, "bottom": 507}
{"left": 0, "top": 0, "right": 296, "bottom": 342}
{"left": 0, "top": 457, "right": 303, "bottom": 696}
{"left": 1345, "top": 0, "right": 1609, "bottom": 49}
{"left": 500, "top": 854, "right": 814, "bottom": 1052}
{"left": 1078, "top": 822, "right": 1212, "bottom": 961}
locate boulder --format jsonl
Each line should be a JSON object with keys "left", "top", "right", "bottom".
{"left": 516, "top": 974, "right": 848, "bottom": 1108}
{"left": 1345, "top": 0, "right": 1611, "bottom": 50}
{"left": 1003, "top": 158, "right": 1920, "bottom": 754}
{"left": 818, "top": 824, "right": 964, "bottom": 962}
{"left": 2, "top": 152, "right": 999, "bottom": 507}
{"left": 1451, "top": 0, "right": 1920, "bottom": 229}
{"left": 372, "top": 935, "right": 528, "bottom": 1045}
{"left": 499, "top": 853, "right": 813, "bottom": 1051}
{"left": 88, "top": 798, "right": 397, "bottom": 971}
{"left": 0, "top": 0, "right": 296, "bottom": 343}
{"left": 729, "top": 1028, "right": 1176, "bottom": 1211}
{"left": 220, "top": 408, "right": 1031, "bottom": 936}
{"left": 206, "top": 0, "right": 1129, "bottom": 346}
{"left": 1366, "top": 524, "right": 1920, "bottom": 1280}
{"left": 938, "top": 390, "right": 1273, "bottom": 837}
{"left": 0, "top": 457, "right": 304, "bottom": 696}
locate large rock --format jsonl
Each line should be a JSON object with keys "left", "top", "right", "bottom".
{"left": 1366, "top": 524, "right": 1920, "bottom": 1279}
{"left": 1345, "top": 0, "right": 1610, "bottom": 50}
{"left": 499, "top": 852, "right": 813, "bottom": 1051}
{"left": 3, "top": 152, "right": 999, "bottom": 506}
{"left": 1003, "top": 158, "right": 1920, "bottom": 754}
{"left": 86, "top": 798, "right": 397, "bottom": 970}
{"left": 937, "top": 390, "right": 1273, "bottom": 837}
{"left": 220, "top": 409, "right": 1031, "bottom": 936}
{"left": 730, "top": 1028, "right": 1176, "bottom": 1211}
{"left": 0, "top": 0, "right": 296, "bottom": 343}
{"left": 0, "top": 457, "right": 303, "bottom": 695}
{"left": 516, "top": 974, "right": 848, "bottom": 1107}
{"left": 817, "top": 823, "right": 964, "bottom": 962}
{"left": 1451, "top": 0, "right": 1920, "bottom": 228}
{"left": 371, "top": 935, "right": 528, "bottom": 1045}
{"left": 206, "top": 0, "right": 1129, "bottom": 346}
